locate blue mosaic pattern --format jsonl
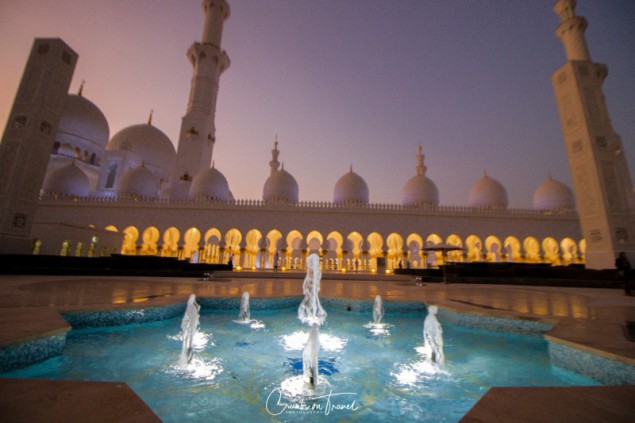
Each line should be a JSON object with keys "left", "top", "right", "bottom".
{"left": 0, "top": 333, "right": 66, "bottom": 373}
{"left": 548, "top": 341, "right": 635, "bottom": 385}
{"left": 437, "top": 308, "right": 554, "bottom": 337}
{"left": 62, "top": 303, "right": 186, "bottom": 329}
{"left": 199, "top": 296, "right": 300, "bottom": 311}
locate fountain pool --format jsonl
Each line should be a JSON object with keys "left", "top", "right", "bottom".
{"left": 1, "top": 305, "right": 599, "bottom": 422}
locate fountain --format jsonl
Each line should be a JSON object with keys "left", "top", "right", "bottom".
{"left": 179, "top": 294, "right": 200, "bottom": 366}
{"left": 238, "top": 292, "right": 250, "bottom": 321}
{"left": 372, "top": 295, "right": 384, "bottom": 324}
{"left": 298, "top": 254, "right": 327, "bottom": 326}
{"left": 302, "top": 325, "right": 321, "bottom": 386}
{"left": 422, "top": 305, "right": 445, "bottom": 367}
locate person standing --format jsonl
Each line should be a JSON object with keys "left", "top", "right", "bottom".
{"left": 273, "top": 251, "right": 279, "bottom": 272}
{"left": 615, "top": 252, "right": 632, "bottom": 296}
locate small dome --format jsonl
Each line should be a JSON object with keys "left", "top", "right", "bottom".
{"left": 57, "top": 94, "right": 110, "bottom": 150}
{"left": 334, "top": 167, "right": 369, "bottom": 205}
{"left": 533, "top": 175, "right": 575, "bottom": 211}
{"left": 403, "top": 174, "right": 439, "bottom": 206}
{"left": 190, "top": 166, "right": 232, "bottom": 200}
{"left": 263, "top": 168, "right": 299, "bottom": 203}
{"left": 118, "top": 164, "right": 159, "bottom": 198}
{"left": 42, "top": 162, "right": 90, "bottom": 197}
{"left": 107, "top": 123, "right": 176, "bottom": 173}
{"left": 468, "top": 171, "right": 508, "bottom": 209}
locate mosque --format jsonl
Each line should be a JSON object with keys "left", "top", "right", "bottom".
{"left": 0, "top": 0, "right": 633, "bottom": 271}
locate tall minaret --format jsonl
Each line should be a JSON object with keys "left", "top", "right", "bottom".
{"left": 0, "top": 39, "right": 77, "bottom": 253}
{"left": 269, "top": 138, "right": 281, "bottom": 176}
{"left": 171, "top": 0, "right": 230, "bottom": 198}
{"left": 552, "top": 0, "right": 635, "bottom": 268}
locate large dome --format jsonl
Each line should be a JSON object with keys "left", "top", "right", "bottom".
{"left": 333, "top": 168, "right": 369, "bottom": 205}
{"left": 42, "top": 162, "right": 90, "bottom": 197}
{"left": 118, "top": 164, "right": 159, "bottom": 198}
{"left": 107, "top": 123, "right": 176, "bottom": 173}
{"left": 55, "top": 94, "right": 109, "bottom": 164}
{"left": 263, "top": 168, "right": 299, "bottom": 203}
{"left": 533, "top": 175, "right": 574, "bottom": 211}
{"left": 402, "top": 174, "right": 439, "bottom": 206}
{"left": 190, "top": 166, "right": 232, "bottom": 200}
{"left": 468, "top": 171, "right": 508, "bottom": 209}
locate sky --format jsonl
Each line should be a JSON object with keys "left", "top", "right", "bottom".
{"left": 1, "top": 0, "right": 634, "bottom": 208}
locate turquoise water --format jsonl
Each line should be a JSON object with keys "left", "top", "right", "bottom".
{"left": 2, "top": 308, "right": 598, "bottom": 422}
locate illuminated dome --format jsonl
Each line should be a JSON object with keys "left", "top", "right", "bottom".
{"left": 468, "top": 171, "right": 508, "bottom": 209}
{"left": 333, "top": 167, "right": 369, "bottom": 205}
{"left": 118, "top": 164, "right": 159, "bottom": 198}
{"left": 190, "top": 165, "right": 232, "bottom": 200}
{"left": 533, "top": 175, "right": 574, "bottom": 211}
{"left": 263, "top": 167, "right": 299, "bottom": 203}
{"left": 42, "top": 162, "right": 90, "bottom": 197}
{"left": 107, "top": 123, "right": 176, "bottom": 173}
{"left": 57, "top": 93, "right": 110, "bottom": 152}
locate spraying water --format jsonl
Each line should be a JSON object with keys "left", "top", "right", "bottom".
{"left": 302, "top": 324, "right": 321, "bottom": 386}
{"left": 372, "top": 295, "right": 384, "bottom": 324}
{"left": 298, "top": 254, "right": 327, "bottom": 326}
{"left": 239, "top": 292, "right": 250, "bottom": 321}
{"left": 422, "top": 305, "right": 445, "bottom": 367}
{"left": 179, "top": 294, "right": 200, "bottom": 366}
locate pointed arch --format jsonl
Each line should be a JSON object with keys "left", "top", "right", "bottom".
{"left": 306, "top": 230, "right": 324, "bottom": 254}
{"left": 446, "top": 234, "right": 464, "bottom": 263}
{"left": 122, "top": 226, "right": 139, "bottom": 255}
{"left": 523, "top": 237, "right": 541, "bottom": 263}
{"left": 183, "top": 227, "right": 201, "bottom": 261}
{"left": 485, "top": 235, "right": 503, "bottom": 262}
{"left": 162, "top": 227, "right": 180, "bottom": 257}
{"left": 141, "top": 226, "right": 160, "bottom": 255}
{"left": 542, "top": 237, "right": 560, "bottom": 265}
{"left": 504, "top": 236, "right": 522, "bottom": 262}
{"left": 465, "top": 235, "right": 483, "bottom": 262}
{"left": 560, "top": 237, "right": 578, "bottom": 265}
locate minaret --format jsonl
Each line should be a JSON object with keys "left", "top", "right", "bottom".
{"left": 171, "top": 0, "right": 230, "bottom": 198}
{"left": 269, "top": 138, "right": 280, "bottom": 176}
{"left": 0, "top": 39, "right": 78, "bottom": 253}
{"left": 552, "top": 0, "right": 635, "bottom": 268}
{"left": 416, "top": 145, "right": 426, "bottom": 176}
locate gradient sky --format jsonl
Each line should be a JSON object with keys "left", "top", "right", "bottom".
{"left": 1, "top": 0, "right": 633, "bottom": 208}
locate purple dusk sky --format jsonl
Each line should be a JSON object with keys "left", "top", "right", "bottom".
{"left": 1, "top": 0, "right": 633, "bottom": 208}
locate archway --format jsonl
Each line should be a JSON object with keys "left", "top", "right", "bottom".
{"left": 485, "top": 235, "right": 503, "bottom": 262}
{"left": 523, "top": 237, "right": 541, "bottom": 263}
{"left": 183, "top": 227, "right": 201, "bottom": 262}
{"left": 122, "top": 226, "right": 139, "bottom": 255}
{"left": 504, "top": 236, "right": 522, "bottom": 262}
{"left": 162, "top": 227, "right": 180, "bottom": 258}
{"left": 141, "top": 227, "right": 160, "bottom": 255}
{"left": 465, "top": 235, "right": 483, "bottom": 263}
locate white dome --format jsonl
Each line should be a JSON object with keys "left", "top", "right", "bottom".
{"left": 263, "top": 169, "right": 299, "bottom": 203}
{"left": 533, "top": 175, "right": 575, "bottom": 211}
{"left": 107, "top": 123, "right": 176, "bottom": 173}
{"left": 468, "top": 171, "right": 508, "bottom": 209}
{"left": 57, "top": 94, "right": 109, "bottom": 151}
{"left": 334, "top": 168, "right": 369, "bottom": 205}
{"left": 118, "top": 164, "right": 159, "bottom": 198}
{"left": 402, "top": 174, "right": 439, "bottom": 206}
{"left": 190, "top": 166, "right": 232, "bottom": 200}
{"left": 42, "top": 162, "right": 90, "bottom": 197}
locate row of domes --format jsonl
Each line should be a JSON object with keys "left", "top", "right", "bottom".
{"left": 43, "top": 92, "right": 575, "bottom": 211}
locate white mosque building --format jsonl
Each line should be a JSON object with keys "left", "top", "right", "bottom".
{"left": 1, "top": 0, "right": 633, "bottom": 271}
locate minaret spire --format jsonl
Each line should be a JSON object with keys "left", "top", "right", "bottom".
{"left": 554, "top": 0, "right": 591, "bottom": 61}
{"left": 416, "top": 145, "right": 426, "bottom": 176}
{"left": 269, "top": 137, "right": 281, "bottom": 176}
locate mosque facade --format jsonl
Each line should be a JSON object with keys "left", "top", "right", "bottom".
{"left": 1, "top": 0, "right": 632, "bottom": 271}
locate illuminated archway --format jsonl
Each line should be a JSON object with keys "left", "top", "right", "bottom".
{"left": 560, "top": 237, "right": 578, "bottom": 265}
{"left": 105, "top": 225, "right": 118, "bottom": 233}
{"left": 579, "top": 239, "right": 587, "bottom": 264}
{"left": 485, "top": 235, "right": 503, "bottom": 262}
{"left": 446, "top": 234, "right": 464, "bottom": 263}
{"left": 426, "top": 233, "right": 444, "bottom": 267}
{"left": 183, "top": 227, "right": 201, "bottom": 261}
{"left": 306, "top": 230, "right": 324, "bottom": 254}
{"left": 122, "top": 226, "right": 139, "bottom": 255}
{"left": 465, "top": 235, "right": 483, "bottom": 262}
{"left": 406, "top": 233, "right": 424, "bottom": 268}
{"left": 386, "top": 233, "right": 404, "bottom": 270}
{"left": 162, "top": 227, "right": 180, "bottom": 258}
{"left": 542, "top": 237, "right": 560, "bottom": 265}
{"left": 141, "top": 226, "right": 160, "bottom": 255}
{"left": 286, "top": 230, "right": 304, "bottom": 270}
{"left": 523, "top": 237, "right": 541, "bottom": 263}
{"left": 504, "top": 236, "right": 522, "bottom": 262}
{"left": 202, "top": 228, "right": 222, "bottom": 263}
{"left": 224, "top": 228, "right": 243, "bottom": 265}
{"left": 245, "top": 229, "right": 263, "bottom": 269}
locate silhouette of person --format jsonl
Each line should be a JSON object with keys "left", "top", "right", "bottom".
{"left": 616, "top": 252, "right": 632, "bottom": 295}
